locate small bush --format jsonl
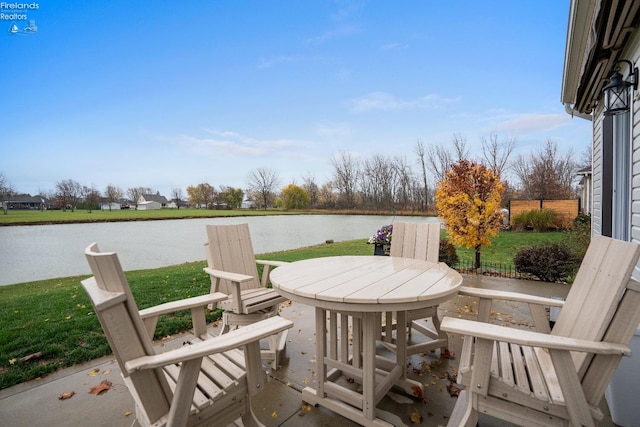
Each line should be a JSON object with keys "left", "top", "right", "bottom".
{"left": 511, "top": 209, "right": 557, "bottom": 232}
{"left": 439, "top": 238, "right": 459, "bottom": 267}
{"left": 567, "top": 214, "right": 591, "bottom": 259}
{"left": 513, "top": 243, "right": 579, "bottom": 282}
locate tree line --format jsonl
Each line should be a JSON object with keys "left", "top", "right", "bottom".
{"left": 0, "top": 132, "right": 588, "bottom": 213}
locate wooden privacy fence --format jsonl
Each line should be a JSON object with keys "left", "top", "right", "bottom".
{"left": 509, "top": 199, "right": 579, "bottom": 229}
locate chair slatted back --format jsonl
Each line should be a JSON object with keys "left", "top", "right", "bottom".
{"left": 205, "top": 223, "right": 262, "bottom": 295}
{"left": 390, "top": 221, "right": 440, "bottom": 262}
{"left": 82, "top": 243, "right": 171, "bottom": 423}
{"left": 552, "top": 234, "right": 640, "bottom": 374}
{"left": 581, "top": 279, "right": 640, "bottom": 406}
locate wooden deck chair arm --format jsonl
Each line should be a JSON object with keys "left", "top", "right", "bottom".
{"left": 125, "top": 316, "right": 294, "bottom": 373}
{"left": 441, "top": 317, "right": 632, "bottom": 356}
{"left": 203, "top": 267, "right": 255, "bottom": 284}
{"left": 458, "top": 286, "right": 565, "bottom": 332}
{"left": 138, "top": 292, "right": 229, "bottom": 339}
{"left": 139, "top": 292, "right": 229, "bottom": 319}
{"left": 255, "top": 259, "right": 289, "bottom": 287}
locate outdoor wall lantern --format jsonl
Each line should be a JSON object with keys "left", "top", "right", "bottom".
{"left": 603, "top": 59, "right": 638, "bottom": 115}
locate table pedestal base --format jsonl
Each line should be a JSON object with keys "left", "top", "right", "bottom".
{"left": 305, "top": 308, "right": 425, "bottom": 426}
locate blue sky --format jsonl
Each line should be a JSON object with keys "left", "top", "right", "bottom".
{"left": 1, "top": 1, "right": 591, "bottom": 198}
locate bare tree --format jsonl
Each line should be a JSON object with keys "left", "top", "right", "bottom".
{"left": 513, "top": 139, "right": 578, "bottom": 200}
{"left": 247, "top": 168, "right": 280, "bottom": 210}
{"left": 424, "top": 134, "right": 470, "bottom": 184}
{"left": 81, "top": 185, "right": 100, "bottom": 213}
{"left": 481, "top": 131, "right": 515, "bottom": 177}
{"left": 171, "top": 187, "right": 184, "bottom": 209}
{"left": 55, "top": 179, "right": 82, "bottom": 211}
{"left": 415, "top": 141, "right": 430, "bottom": 210}
{"left": 331, "top": 151, "right": 359, "bottom": 209}
{"left": 0, "top": 173, "right": 14, "bottom": 214}
{"left": 127, "top": 187, "right": 143, "bottom": 209}
{"left": 302, "top": 172, "right": 320, "bottom": 208}
{"left": 104, "top": 184, "right": 123, "bottom": 211}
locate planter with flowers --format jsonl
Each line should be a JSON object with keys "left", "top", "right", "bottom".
{"left": 368, "top": 224, "right": 392, "bottom": 256}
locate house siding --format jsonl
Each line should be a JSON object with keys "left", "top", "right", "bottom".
{"left": 592, "top": 110, "right": 604, "bottom": 236}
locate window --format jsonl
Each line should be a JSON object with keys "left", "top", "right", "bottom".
{"left": 612, "top": 112, "right": 631, "bottom": 241}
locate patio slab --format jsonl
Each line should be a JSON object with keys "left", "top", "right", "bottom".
{"left": 0, "top": 275, "right": 618, "bottom": 426}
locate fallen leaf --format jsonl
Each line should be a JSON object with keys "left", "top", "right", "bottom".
{"left": 411, "top": 384, "right": 424, "bottom": 401}
{"left": 441, "top": 348, "right": 455, "bottom": 359}
{"left": 8, "top": 358, "right": 16, "bottom": 365}
{"left": 89, "top": 368, "right": 100, "bottom": 377}
{"left": 410, "top": 409, "right": 423, "bottom": 423}
{"left": 20, "top": 352, "right": 42, "bottom": 362}
{"left": 103, "top": 370, "right": 111, "bottom": 375}
{"left": 58, "top": 391, "right": 75, "bottom": 400}
{"left": 124, "top": 411, "right": 132, "bottom": 417}
{"left": 89, "top": 380, "right": 112, "bottom": 395}
{"left": 271, "top": 411, "right": 278, "bottom": 418}
{"left": 446, "top": 383, "right": 462, "bottom": 397}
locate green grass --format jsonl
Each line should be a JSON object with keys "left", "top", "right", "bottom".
{"left": 0, "top": 208, "right": 302, "bottom": 225}
{"left": 449, "top": 230, "right": 567, "bottom": 267}
{"left": 0, "top": 232, "right": 564, "bottom": 389}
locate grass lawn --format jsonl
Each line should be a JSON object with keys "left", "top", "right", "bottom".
{"left": 0, "top": 208, "right": 300, "bottom": 225}
{"left": 0, "top": 232, "right": 570, "bottom": 389}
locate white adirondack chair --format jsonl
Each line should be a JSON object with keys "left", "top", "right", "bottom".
{"left": 82, "top": 243, "right": 293, "bottom": 427}
{"left": 203, "top": 223, "right": 289, "bottom": 369}
{"left": 380, "top": 221, "right": 447, "bottom": 355}
{"left": 442, "top": 234, "right": 640, "bottom": 427}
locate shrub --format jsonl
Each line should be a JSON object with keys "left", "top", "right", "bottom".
{"left": 439, "top": 238, "right": 459, "bottom": 267}
{"left": 513, "top": 242, "right": 579, "bottom": 282}
{"left": 511, "top": 209, "right": 556, "bottom": 232}
{"left": 567, "top": 214, "right": 591, "bottom": 259}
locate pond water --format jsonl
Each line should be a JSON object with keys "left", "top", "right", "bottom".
{"left": 0, "top": 215, "right": 438, "bottom": 286}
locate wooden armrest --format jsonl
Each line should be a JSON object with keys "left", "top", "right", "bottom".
{"left": 458, "top": 286, "right": 565, "bottom": 307}
{"left": 255, "top": 259, "right": 288, "bottom": 267}
{"left": 203, "top": 267, "right": 254, "bottom": 284}
{"left": 139, "top": 292, "right": 228, "bottom": 319}
{"left": 125, "top": 316, "right": 294, "bottom": 372}
{"left": 441, "top": 317, "right": 631, "bottom": 356}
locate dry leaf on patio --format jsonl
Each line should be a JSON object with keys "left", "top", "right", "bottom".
{"left": 89, "top": 380, "right": 112, "bottom": 395}
{"left": 410, "top": 409, "right": 423, "bottom": 423}
{"left": 89, "top": 368, "right": 100, "bottom": 377}
{"left": 441, "top": 348, "right": 455, "bottom": 359}
{"left": 58, "top": 391, "right": 75, "bottom": 400}
{"left": 446, "top": 383, "right": 462, "bottom": 397}
{"left": 411, "top": 384, "right": 424, "bottom": 401}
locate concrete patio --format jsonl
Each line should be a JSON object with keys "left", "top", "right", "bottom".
{"left": 0, "top": 275, "right": 620, "bottom": 426}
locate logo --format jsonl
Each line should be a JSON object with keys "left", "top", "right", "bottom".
{"left": 2, "top": 2, "right": 39, "bottom": 35}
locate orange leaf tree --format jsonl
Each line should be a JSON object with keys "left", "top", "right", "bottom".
{"left": 435, "top": 160, "right": 504, "bottom": 270}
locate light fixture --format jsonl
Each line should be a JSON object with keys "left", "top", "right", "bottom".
{"left": 603, "top": 59, "right": 638, "bottom": 115}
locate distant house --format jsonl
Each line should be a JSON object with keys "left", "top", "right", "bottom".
{"left": 576, "top": 166, "right": 592, "bottom": 215}
{"left": 4, "top": 194, "right": 46, "bottom": 210}
{"left": 100, "top": 202, "right": 122, "bottom": 210}
{"left": 137, "top": 200, "right": 162, "bottom": 210}
{"left": 138, "top": 193, "right": 168, "bottom": 208}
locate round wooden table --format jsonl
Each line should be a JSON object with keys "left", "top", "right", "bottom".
{"left": 270, "top": 255, "right": 462, "bottom": 426}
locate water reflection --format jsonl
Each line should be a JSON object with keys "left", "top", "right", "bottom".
{"left": 0, "top": 215, "right": 437, "bottom": 286}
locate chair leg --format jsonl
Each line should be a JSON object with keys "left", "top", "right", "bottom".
{"left": 447, "top": 390, "right": 478, "bottom": 427}
{"left": 240, "top": 407, "right": 264, "bottom": 427}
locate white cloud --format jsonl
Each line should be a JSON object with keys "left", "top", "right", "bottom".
{"left": 315, "top": 122, "right": 352, "bottom": 137}
{"left": 345, "top": 92, "right": 460, "bottom": 113}
{"left": 169, "top": 129, "right": 306, "bottom": 157}
{"left": 493, "top": 113, "right": 572, "bottom": 135}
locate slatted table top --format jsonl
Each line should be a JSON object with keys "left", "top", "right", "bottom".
{"left": 270, "top": 256, "right": 462, "bottom": 312}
